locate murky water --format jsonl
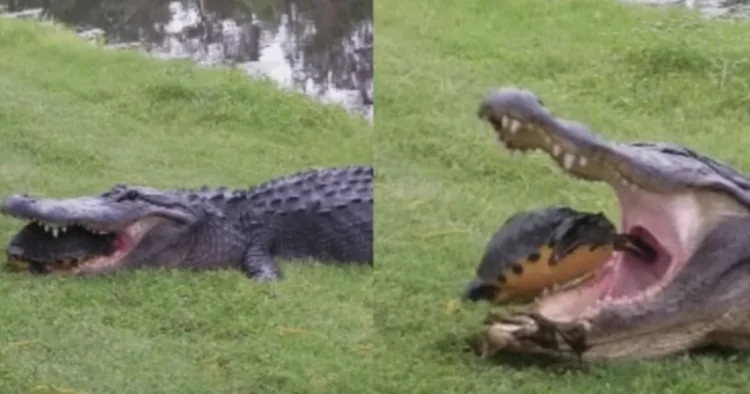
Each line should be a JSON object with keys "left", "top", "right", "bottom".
{"left": 0, "top": 0, "right": 373, "bottom": 120}
{"left": 622, "top": 0, "right": 750, "bottom": 18}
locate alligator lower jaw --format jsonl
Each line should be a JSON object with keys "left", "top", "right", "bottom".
{"left": 5, "top": 219, "right": 153, "bottom": 275}
{"left": 480, "top": 111, "right": 744, "bottom": 323}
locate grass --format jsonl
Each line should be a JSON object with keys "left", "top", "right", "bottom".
{"left": 0, "top": 20, "right": 373, "bottom": 393}
{"left": 375, "top": 0, "right": 750, "bottom": 392}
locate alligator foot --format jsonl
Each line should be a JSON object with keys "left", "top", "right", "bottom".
{"left": 243, "top": 250, "right": 283, "bottom": 282}
{"left": 251, "top": 271, "right": 282, "bottom": 282}
{"left": 481, "top": 310, "right": 591, "bottom": 364}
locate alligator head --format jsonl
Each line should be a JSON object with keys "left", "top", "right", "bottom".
{"left": 1, "top": 185, "right": 211, "bottom": 275}
{"left": 474, "top": 87, "right": 750, "bottom": 362}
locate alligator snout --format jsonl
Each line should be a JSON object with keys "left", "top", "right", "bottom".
{"left": 1, "top": 194, "right": 35, "bottom": 217}
{"left": 477, "top": 88, "right": 547, "bottom": 122}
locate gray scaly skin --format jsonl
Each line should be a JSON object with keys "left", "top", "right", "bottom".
{"left": 1, "top": 165, "right": 373, "bottom": 281}
{"left": 474, "top": 87, "right": 750, "bottom": 362}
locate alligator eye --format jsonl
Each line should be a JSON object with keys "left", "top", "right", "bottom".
{"left": 116, "top": 190, "right": 141, "bottom": 202}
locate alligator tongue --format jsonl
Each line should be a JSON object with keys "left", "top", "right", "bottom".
{"left": 613, "top": 234, "right": 657, "bottom": 263}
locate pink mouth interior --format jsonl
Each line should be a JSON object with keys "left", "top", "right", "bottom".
{"left": 103, "top": 231, "right": 139, "bottom": 264}
{"left": 82, "top": 230, "right": 139, "bottom": 268}
{"left": 94, "top": 220, "right": 159, "bottom": 266}
{"left": 537, "top": 186, "right": 689, "bottom": 318}
{"left": 593, "top": 226, "right": 672, "bottom": 300}
{"left": 113, "top": 232, "right": 134, "bottom": 254}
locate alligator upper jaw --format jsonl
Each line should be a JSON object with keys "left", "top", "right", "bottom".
{"left": 1, "top": 190, "right": 197, "bottom": 274}
{"left": 1, "top": 195, "right": 137, "bottom": 234}
{"left": 1, "top": 192, "right": 200, "bottom": 233}
{"left": 477, "top": 88, "right": 750, "bottom": 323}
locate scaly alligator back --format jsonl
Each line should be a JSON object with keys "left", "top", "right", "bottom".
{"left": 240, "top": 165, "right": 374, "bottom": 265}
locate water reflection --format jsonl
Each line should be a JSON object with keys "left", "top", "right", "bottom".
{"left": 2, "top": 0, "right": 373, "bottom": 119}
{"left": 622, "top": 0, "right": 750, "bottom": 19}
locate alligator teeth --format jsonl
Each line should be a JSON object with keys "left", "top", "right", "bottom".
{"left": 37, "top": 222, "right": 71, "bottom": 236}
{"left": 508, "top": 119, "right": 521, "bottom": 135}
{"left": 540, "top": 287, "right": 552, "bottom": 297}
{"left": 620, "top": 177, "right": 640, "bottom": 191}
{"left": 488, "top": 112, "right": 646, "bottom": 193}
{"left": 562, "top": 153, "right": 575, "bottom": 170}
{"left": 501, "top": 116, "right": 511, "bottom": 129}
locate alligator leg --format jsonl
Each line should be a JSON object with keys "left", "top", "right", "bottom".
{"left": 242, "top": 246, "right": 282, "bottom": 282}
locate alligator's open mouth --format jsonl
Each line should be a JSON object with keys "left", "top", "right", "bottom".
{"left": 5, "top": 217, "right": 153, "bottom": 275}
{"left": 478, "top": 89, "right": 748, "bottom": 323}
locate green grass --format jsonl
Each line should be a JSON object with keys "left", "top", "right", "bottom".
{"left": 0, "top": 20, "right": 373, "bottom": 393}
{"left": 375, "top": 0, "right": 750, "bottom": 392}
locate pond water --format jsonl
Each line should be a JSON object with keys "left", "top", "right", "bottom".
{"left": 1, "top": 0, "right": 373, "bottom": 120}
{"left": 623, "top": 0, "right": 750, "bottom": 19}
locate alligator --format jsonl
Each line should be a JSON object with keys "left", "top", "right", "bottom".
{"left": 471, "top": 87, "right": 750, "bottom": 362}
{"left": 463, "top": 206, "right": 655, "bottom": 304}
{"left": 1, "top": 165, "right": 373, "bottom": 281}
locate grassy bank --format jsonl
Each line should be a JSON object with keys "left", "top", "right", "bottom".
{"left": 0, "top": 20, "right": 373, "bottom": 393}
{"left": 375, "top": 0, "right": 750, "bottom": 392}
